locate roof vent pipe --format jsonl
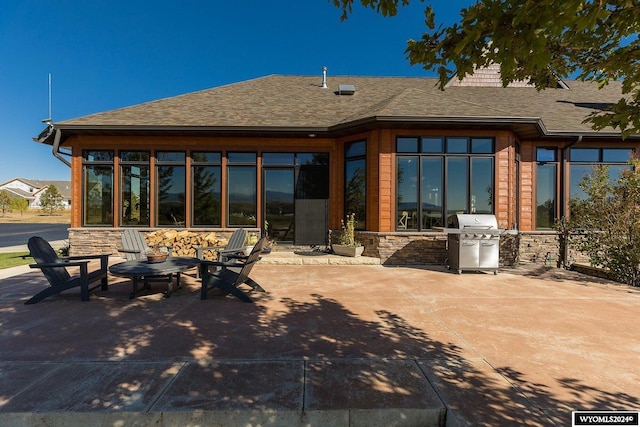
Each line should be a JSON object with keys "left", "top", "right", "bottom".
{"left": 321, "top": 66, "right": 327, "bottom": 89}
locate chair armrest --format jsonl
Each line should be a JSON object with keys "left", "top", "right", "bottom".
{"left": 117, "top": 248, "right": 144, "bottom": 254}
{"left": 199, "top": 260, "right": 236, "bottom": 268}
{"left": 226, "top": 253, "right": 249, "bottom": 260}
{"left": 219, "top": 248, "right": 245, "bottom": 256}
{"left": 65, "top": 254, "right": 110, "bottom": 261}
{"left": 199, "top": 245, "right": 226, "bottom": 251}
{"left": 64, "top": 254, "right": 109, "bottom": 270}
{"left": 30, "top": 260, "right": 90, "bottom": 269}
{"left": 227, "top": 253, "right": 262, "bottom": 262}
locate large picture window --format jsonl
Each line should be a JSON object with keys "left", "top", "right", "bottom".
{"left": 156, "top": 151, "right": 186, "bottom": 227}
{"left": 536, "top": 147, "right": 557, "bottom": 229}
{"left": 396, "top": 136, "right": 494, "bottom": 230}
{"left": 345, "top": 140, "right": 366, "bottom": 229}
{"left": 569, "top": 148, "right": 633, "bottom": 200}
{"left": 83, "top": 150, "right": 114, "bottom": 226}
{"left": 228, "top": 152, "right": 257, "bottom": 227}
{"left": 120, "top": 151, "right": 150, "bottom": 226}
{"left": 192, "top": 152, "right": 221, "bottom": 226}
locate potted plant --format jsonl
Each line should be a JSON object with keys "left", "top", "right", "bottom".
{"left": 332, "top": 213, "right": 364, "bottom": 257}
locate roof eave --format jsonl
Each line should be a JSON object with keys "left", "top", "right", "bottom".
{"left": 543, "top": 130, "right": 640, "bottom": 140}
{"left": 330, "top": 115, "right": 548, "bottom": 139}
{"left": 52, "top": 124, "right": 332, "bottom": 139}
{"left": 37, "top": 117, "right": 632, "bottom": 144}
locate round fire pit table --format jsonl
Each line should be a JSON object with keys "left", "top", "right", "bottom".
{"left": 109, "top": 257, "right": 200, "bottom": 299}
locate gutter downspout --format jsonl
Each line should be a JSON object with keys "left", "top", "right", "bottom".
{"left": 51, "top": 127, "right": 71, "bottom": 167}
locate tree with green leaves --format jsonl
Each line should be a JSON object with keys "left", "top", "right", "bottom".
{"left": 333, "top": 0, "right": 640, "bottom": 136}
{"left": 39, "top": 184, "right": 65, "bottom": 216}
{"left": 0, "top": 190, "right": 11, "bottom": 217}
{"left": 566, "top": 158, "right": 640, "bottom": 286}
{"left": 10, "top": 197, "right": 29, "bottom": 217}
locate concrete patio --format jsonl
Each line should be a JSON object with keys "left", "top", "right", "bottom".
{"left": 0, "top": 254, "right": 639, "bottom": 426}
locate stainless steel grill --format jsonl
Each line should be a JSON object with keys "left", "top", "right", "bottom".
{"left": 446, "top": 214, "right": 500, "bottom": 275}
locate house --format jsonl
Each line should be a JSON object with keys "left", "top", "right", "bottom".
{"left": 0, "top": 178, "right": 71, "bottom": 210}
{"left": 33, "top": 69, "right": 640, "bottom": 265}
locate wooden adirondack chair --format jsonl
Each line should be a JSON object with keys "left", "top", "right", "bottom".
{"left": 196, "top": 228, "right": 247, "bottom": 278}
{"left": 119, "top": 229, "right": 152, "bottom": 261}
{"left": 26, "top": 236, "right": 109, "bottom": 304}
{"left": 196, "top": 228, "right": 247, "bottom": 261}
{"left": 199, "top": 236, "right": 267, "bottom": 302}
{"left": 118, "top": 229, "right": 174, "bottom": 283}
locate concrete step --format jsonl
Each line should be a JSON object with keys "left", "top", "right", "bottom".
{"left": 0, "top": 359, "right": 446, "bottom": 427}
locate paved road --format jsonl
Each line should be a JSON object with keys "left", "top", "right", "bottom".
{"left": 0, "top": 223, "right": 69, "bottom": 249}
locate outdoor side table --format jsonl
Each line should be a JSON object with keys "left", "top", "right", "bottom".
{"left": 109, "top": 257, "right": 200, "bottom": 299}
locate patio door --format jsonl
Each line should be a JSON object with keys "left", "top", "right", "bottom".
{"left": 263, "top": 153, "right": 328, "bottom": 246}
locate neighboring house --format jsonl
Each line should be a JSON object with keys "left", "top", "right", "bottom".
{"left": 0, "top": 178, "right": 71, "bottom": 210}
{"left": 33, "top": 68, "right": 640, "bottom": 265}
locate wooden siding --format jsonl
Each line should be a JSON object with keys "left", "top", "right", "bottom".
{"left": 63, "top": 129, "right": 640, "bottom": 235}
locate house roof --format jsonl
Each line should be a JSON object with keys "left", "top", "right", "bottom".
{"left": 0, "top": 178, "right": 71, "bottom": 199}
{"left": 1, "top": 187, "right": 34, "bottom": 200}
{"left": 47, "top": 74, "right": 631, "bottom": 141}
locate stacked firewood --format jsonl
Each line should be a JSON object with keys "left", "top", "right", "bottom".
{"left": 145, "top": 229, "right": 225, "bottom": 260}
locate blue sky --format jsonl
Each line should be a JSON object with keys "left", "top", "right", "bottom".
{"left": 0, "top": 0, "right": 468, "bottom": 183}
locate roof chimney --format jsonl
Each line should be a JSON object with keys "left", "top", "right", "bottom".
{"left": 321, "top": 66, "right": 327, "bottom": 89}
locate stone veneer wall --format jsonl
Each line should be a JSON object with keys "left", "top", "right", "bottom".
{"left": 336, "top": 231, "right": 521, "bottom": 266}
{"left": 356, "top": 232, "right": 448, "bottom": 265}
{"left": 69, "top": 227, "right": 583, "bottom": 269}
{"left": 340, "top": 230, "right": 567, "bottom": 267}
{"left": 517, "top": 231, "right": 560, "bottom": 266}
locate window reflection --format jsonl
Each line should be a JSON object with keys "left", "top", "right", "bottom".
{"left": 263, "top": 153, "right": 294, "bottom": 166}
{"left": 228, "top": 166, "right": 257, "bottom": 226}
{"left": 446, "top": 157, "right": 469, "bottom": 216}
{"left": 446, "top": 137, "right": 468, "bottom": 153}
{"left": 157, "top": 165, "right": 186, "bottom": 226}
{"left": 157, "top": 151, "right": 186, "bottom": 227}
{"left": 121, "top": 165, "right": 149, "bottom": 226}
{"left": 84, "top": 165, "right": 113, "bottom": 226}
{"left": 569, "top": 164, "right": 592, "bottom": 201}
{"left": 471, "top": 158, "right": 493, "bottom": 213}
{"left": 83, "top": 150, "right": 113, "bottom": 226}
{"left": 345, "top": 141, "right": 366, "bottom": 229}
{"left": 421, "top": 158, "right": 442, "bottom": 228}
{"left": 265, "top": 169, "right": 295, "bottom": 241}
{"left": 397, "top": 157, "right": 418, "bottom": 229}
{"left": 569, "top": 146, "right": 632, "bottom": 200}
{"left": 193, "top": 165, "right": 221, "bottom": 226}
{"left": 396, "top": 136, "right": 494, "bottom": 231}
{"left": 536, "top": 164, "right": 556, "bottom": 228}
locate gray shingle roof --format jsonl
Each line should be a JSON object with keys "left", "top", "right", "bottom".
{"left": 55, "top": 75, "right": 627, "bottom": 137}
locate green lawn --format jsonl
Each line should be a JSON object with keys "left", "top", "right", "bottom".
{"left": 0, "top": 252, "right": 33, "bottom": 270}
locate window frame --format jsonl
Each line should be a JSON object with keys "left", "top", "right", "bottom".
{"left": 535, "top": 147, "right": 559, "bottom": 229}
{"left": 345, "top": 140, "right": 367, "bottom": 230}
{"left": 119, "top": 151, "right": 150, "bottom": 227}
{"left": 82, "top": 150, "right": 115, "bottom": 227}
{"left": 395, "top": 136, "right": 495, "bottom": 231}
{"left": 156, "top": 150, "right": 186, "bottom": 227}
{"left": 191, "top": 151, "right": 222, "bottom": 227}
{"left": 569, "top": 147, "right": 634, "bottom": 202}
{"left": 227, "top": 152, "right": 257, "bottom": 227}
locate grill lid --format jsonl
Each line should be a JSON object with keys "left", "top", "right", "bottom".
{"left": 449, "top": 214, "right": 498, "bottom": 230}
